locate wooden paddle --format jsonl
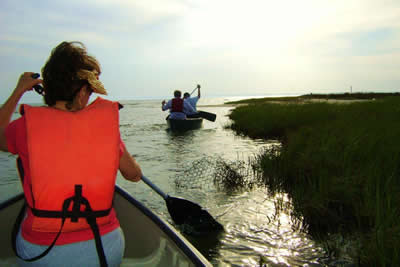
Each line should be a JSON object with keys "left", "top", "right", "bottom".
{"left": 141, "top": 175, "right": 223, "bottom": 235}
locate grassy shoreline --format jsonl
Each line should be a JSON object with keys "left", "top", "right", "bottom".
{"left": 226, "top": 92, "right": 400, "bottom": 104}
{"left": 226, "top": 93, "right": 400, "bottom": 266}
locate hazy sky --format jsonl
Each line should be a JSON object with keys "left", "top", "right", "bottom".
{"left": 1, "top": 0, "right": 400, "bottom": 102}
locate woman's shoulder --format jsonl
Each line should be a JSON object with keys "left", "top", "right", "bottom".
{"left": 5, "top": 116, "right": 26, "bottom": 154}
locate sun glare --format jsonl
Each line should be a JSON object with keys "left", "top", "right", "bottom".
{"left": 183, "top": 0, "right": 324, "bottom": 51}
{"left": 179, "top": 0, "right": 333, "bottom": 84}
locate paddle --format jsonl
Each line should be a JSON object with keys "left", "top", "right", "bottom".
{"left": 189, "top": 84, "right": 201, "bottom": 96}
{"left": 197, "top": 111, "right": 216, "bottom": 122}
{"left": 188, "top": 84, "right": 217, "bottom": 122}
{"left": 141, "top": 175, "right": 223, "bottom": 235}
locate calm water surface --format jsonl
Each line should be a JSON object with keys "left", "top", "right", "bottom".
{"left": 0, "top": 96, "right": 328, "bottom": 266}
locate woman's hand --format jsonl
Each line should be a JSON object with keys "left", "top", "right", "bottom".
{"left": 0, "top": 72, "right": 42, "bottom": 151}
{"left": 14, "top": 72, "right": 43, "bottom": 95}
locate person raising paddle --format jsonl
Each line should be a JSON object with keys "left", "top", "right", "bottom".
{"left": 183, "top": 84, "right": 201, "bottom": 118}
{"left": 183, "top": 85, "right": 217, "bottom": 122}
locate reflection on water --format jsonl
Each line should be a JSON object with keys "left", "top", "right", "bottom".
{"left": 214, "top": 190, "right": 326, "bottom": 266}
{"left": 0, "top": 97, "right": 329, "bottom": 266}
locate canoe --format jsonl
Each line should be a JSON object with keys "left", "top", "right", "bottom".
{"left": 0, "top": 185, "right": 211, "bottom": 267}
{"left": 167, "top": 118, "right": 203, "bottom": 131}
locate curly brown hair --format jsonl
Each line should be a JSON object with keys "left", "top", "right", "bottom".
{"left": 41, "top": 41, "right": 101, "bottom": 108}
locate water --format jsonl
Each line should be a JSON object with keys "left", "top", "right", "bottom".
{"left": 0, "top": 96, "right": 328, "bottom": 266}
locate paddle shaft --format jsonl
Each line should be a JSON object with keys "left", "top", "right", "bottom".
{"left": 189, "top": 85, "right": 200, "bottom": 96}
{"left": 141, "top": 175, "right": 168, "bottom": 200}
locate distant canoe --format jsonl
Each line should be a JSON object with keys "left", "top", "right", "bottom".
{"left": 0, "top": 185, "right": 211, "bottom": 266}
{"left": 167, "top": 118, "right": 203, "bottom": 131}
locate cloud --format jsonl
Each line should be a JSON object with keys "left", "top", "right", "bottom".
{"left": 1, "top": 0, "right": 400, "bottom": 100}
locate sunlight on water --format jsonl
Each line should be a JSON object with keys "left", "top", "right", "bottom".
{"left": 193, "top": 189, "right": 327, "bottom": 266}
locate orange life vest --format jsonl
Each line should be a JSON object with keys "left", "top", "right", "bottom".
{"left": 22, "top": 97, "right": 120, "bottom": 233}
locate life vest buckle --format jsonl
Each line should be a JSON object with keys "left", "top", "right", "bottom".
{"left": 71, "top": 184, "right": 82, "bottom": 222}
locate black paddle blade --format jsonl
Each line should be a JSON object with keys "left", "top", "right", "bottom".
{"left": 166, "top": 196, "right": 223, "bottom": 235}
{"left": 198, "top": 111, "right": 216, "bottom": 122}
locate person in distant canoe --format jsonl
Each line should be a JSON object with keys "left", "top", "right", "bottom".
{"left": 0, "top": 41, "right": 142, "bottom": 267}
{"left": 161, "top": 90, "right": 196, "bottom": 120}
{"left": 183, "top": 84, "right": 201, "bottom": 118}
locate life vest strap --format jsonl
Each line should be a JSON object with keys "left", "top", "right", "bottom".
{"left": 31, "top": 206, "right": 111, "bottom": 218}
{"left": 13, "top": 185, "right": 110, "bottom": 267}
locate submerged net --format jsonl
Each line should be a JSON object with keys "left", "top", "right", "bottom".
{"left": 174, "top": 155, "right": 262, "bottom": 192}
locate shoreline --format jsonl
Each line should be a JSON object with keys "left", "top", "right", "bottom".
{"left": 224, "top": 92, "right": 399, "bottom": 106}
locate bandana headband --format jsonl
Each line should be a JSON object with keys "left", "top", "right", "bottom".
{"left": 76, "top": 70, "right": 107, "bottom": 95}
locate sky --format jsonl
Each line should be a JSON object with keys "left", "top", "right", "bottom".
{"left": 1, "top": 0, "right": 400, "bottom": 102}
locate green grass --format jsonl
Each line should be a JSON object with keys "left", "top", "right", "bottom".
{"left": 227, "top": 101, "right": 342, "bottom": 141}
{"left": 227, "top": 95, "right": 400, "bottom": 266}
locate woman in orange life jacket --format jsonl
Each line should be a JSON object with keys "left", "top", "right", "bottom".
{"left": 0, "top": 41, "right": 142, "bottom": 267}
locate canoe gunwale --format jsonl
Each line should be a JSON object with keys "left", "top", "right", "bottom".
{"left": 115, "top": 185, "right": 209, "bottom": 266}
{"left": 0, "top": 193, "right": 24, "bottom": 211}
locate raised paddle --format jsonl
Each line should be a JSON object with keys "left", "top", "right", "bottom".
{"left": 188, "top": 84, "right": 217, "bottom": 122}
{"left": 189, "top": 84, "right": 201, "bottom": 96}
{"left": 141, "top": 175, "right": 223, "bottom": 235}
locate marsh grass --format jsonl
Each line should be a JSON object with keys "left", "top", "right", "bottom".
{"left": 225, "top": 92, "right": 400, "bottom": 105}
{"left": 227, "top": 101, "right": 343, "bottom": 141}
{"left": 228, "top": 95, "right": 400, "bottom": 266}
